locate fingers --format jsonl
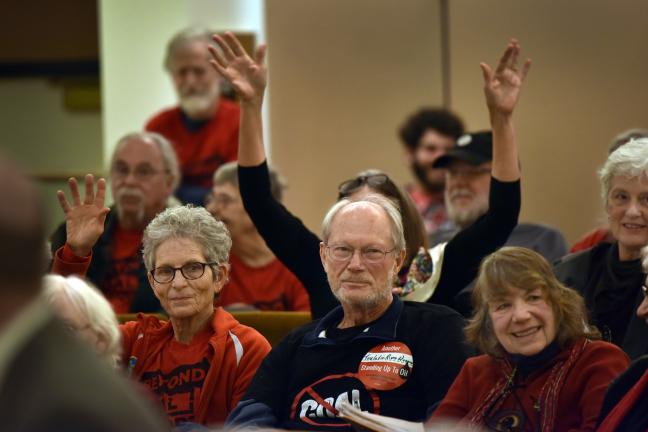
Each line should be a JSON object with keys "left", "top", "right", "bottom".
{"left": 224, "top": 31, "right": 247, "bottom": 57}
{"left": 479, "top": 62, "right": 493, "bottom": 84}
{"left": 56, "top": 190, "right": 71, "bottom": 214}
{"left": 495, "top": 42, "right": 514, "bottom": 75}
{"left": 213, "top": 32, "right": 236, "bottom": 61}
{"left": 520, "top": 58, "right": 532, "bottom": 81}
{"left": 255, "top": 44, "right": 267, "bottom": 66}
{"left": 83, "top": 174, "right": 95, "bottom": 204}
{"left": 95, "top": 177, "right": 107, "bottom": 207}
{"left": 68, "top": 177, "right": 81, "bottom": 205}
{"left": 208, "top": 44, "right": 227, "bottom": 74}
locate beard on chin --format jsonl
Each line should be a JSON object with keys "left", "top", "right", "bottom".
{"left": 179, "top": 85, "right": 220, "bottom": 117}
{"left": 115, "top": 187, "right": 146, "bottom": 225}
{"left": 329, "top": 274, "right": 393, "bottom": 311}
{"left": 412, "top": 162, "right": 445, "bottom": 193}
{"left": 445, "top": 188, "right": 489, "bottom": 228}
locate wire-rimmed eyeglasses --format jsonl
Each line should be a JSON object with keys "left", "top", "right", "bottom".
{"left": 324, "top": 244, "right": 395, "bottom": 264}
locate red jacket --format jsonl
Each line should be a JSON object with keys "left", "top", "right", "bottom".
{"left": 121, "top": 309, "right": 270, "bottom": 426}
{"left": 432, "top": 340, "right": 628, "bottom": 431}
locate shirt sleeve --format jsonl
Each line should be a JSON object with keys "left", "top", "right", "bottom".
{"left": 238, "top": 161, "right": 338, "bottom": 318}
{"left": 50, "top": 244, "right": 92, "bottom": 277}
{"left": 226, "top": 328, "right": 303, "bottom": 428}
{"left": 432, "top": 178, "right": 521, "bottom": 305}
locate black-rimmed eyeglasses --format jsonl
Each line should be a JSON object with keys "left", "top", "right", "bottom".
{"left": 150, "top": 262, "right": 217, "bottom": 283}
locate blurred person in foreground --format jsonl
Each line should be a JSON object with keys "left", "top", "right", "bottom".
{"left": 53, "top": 196, "right": 272, "bottom": 427}
{"left": 146, "top": 27, "right": 240, "bottom": 205}
{"left": 206, "top": 162, "right": 309, "bottom": 311}
{"left": 555, "top": 137, "right": 648, "bottom": 359}
{"left": 0, "top": 154, "right": 168, "bottom": 431}
{"left": 43, "top": 274, "right": 121, "bottom": 368}
{"left": 51, "top": 131, "right": 179, "bottom": 313}
{"left": 430, "top": 247, "right": 629, "bottom": 431}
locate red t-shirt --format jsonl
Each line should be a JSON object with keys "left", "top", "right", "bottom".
{"left": 145, "top": 99, "right": 240, "bottom": 188}
{"left": 105, "top": 226, "right": 143, "bottom": 313}
{"left": 218, "top": 253, "right": 310, "bottom": 311}
{"left": 139, "top": 326, "right": 213, "bottom": 426}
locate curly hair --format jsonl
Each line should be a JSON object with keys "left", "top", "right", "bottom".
{"left": 398, "top": 108, "right": 464, "bottom": 151}
{"left": 465, "top": 247, "right": 600, "bottom": 358}
{"left": 599, "top": 138, "right": 648, "bottom": 205}
{"left": 142, "top": 205, "right": 231, "bottom": 273}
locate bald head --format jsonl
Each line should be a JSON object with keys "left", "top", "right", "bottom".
{"left": 0, "top": 154, "right": 46, "bottom": 296}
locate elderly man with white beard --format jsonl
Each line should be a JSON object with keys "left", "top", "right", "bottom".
{"left": 225, "top": 194, "right": 471, "bottom": 430}
{"left": 429, "top": 130, "right": 568, "bottom": 315}
{"left": 50, "top": 132, "right": 179, "bottom": 313}
{"left": 146, "top": 27, "right": 240, "bottom": 206}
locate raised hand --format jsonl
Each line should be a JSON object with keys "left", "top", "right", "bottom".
{"left": 480, "top": 39, "right": 531, "bottom": 116}
{"left": 209, "top": 32, "right": 267, "bottom": 104}
{"left": 56, "top": 174, "right": 110, "bottom": 257}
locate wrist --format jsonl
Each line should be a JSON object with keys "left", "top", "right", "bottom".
{"left": 68, "top": 243, "right": 91, "bottom": 258}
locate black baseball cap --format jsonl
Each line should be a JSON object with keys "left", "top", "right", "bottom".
{"left": 433, "top": 131, "right": 493, "bottom": 167}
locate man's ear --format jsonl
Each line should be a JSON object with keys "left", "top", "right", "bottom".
{"left": 394, "top": 249, "right": 406, "bottom": 273}
{"left": 319, "top": 242, "right": 328, "bottom": 271}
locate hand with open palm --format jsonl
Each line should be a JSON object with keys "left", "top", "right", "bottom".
{"left": 480, "top": 39, "right": 531, "bottom": 117}
{"left": 209, "top": 32, "right": 268, "bottom": 105}
{"left": 56, "top": 174, "right": 109, "bottom": 257}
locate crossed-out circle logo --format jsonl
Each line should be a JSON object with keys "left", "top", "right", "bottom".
{"left": 357, "top": 342, "right": 413, "bottom": 390}
{"left": 290, "top": 373, "right": 380, "bottom": 428}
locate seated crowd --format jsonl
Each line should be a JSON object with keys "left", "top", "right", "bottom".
{"left": 1, "top": 27, "right": 647, "bottom": 432}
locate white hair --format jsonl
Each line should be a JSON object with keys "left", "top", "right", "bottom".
{"left": 321, "top": 194, "right": 406, "bottom": 253}
{"left": 599, "top": 138, "right": 648, "bottom": 204}
{"left": 42, "top": 275, "right": 121, "bottom": 368}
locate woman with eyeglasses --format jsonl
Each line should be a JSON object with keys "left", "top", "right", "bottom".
{"left": 111, "top": 205, "right": 270, "bottom": 427}
{"left": 430, "top": 247, "right": 629, "bottom": 431}
{"left": 209, "top": 34, "right": 524, "bottom": 319}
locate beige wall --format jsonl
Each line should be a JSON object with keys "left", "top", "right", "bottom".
{"left": 0, "top": 79, "right": 103, "bottom": 232}
{"left": 267, "top": 0, "right": 444, "bottom": 236}
{"left": 267, "top": 0, "right": 648, "bottom": 244}
{"left": 448, "top": 0, "right": 648, "bottom": 243}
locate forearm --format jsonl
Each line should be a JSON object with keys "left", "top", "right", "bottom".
{"left": 238, "top": 100, "right": 266, "bottom": 167}
{"left": 490, "top": 112, "right": 520, "bottom": 182}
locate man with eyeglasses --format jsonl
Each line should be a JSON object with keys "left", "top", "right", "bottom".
{"left": 226, "top": 194, "right": 471, "bottom": 429}
{"left": 50, "top": 131, "right": 180, "bottom": 313}
{"left": 428, "top": 131, "right": 568, "bottom": 315}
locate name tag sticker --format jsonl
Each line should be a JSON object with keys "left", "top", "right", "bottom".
{"left": 357, "top": 342, "right": 413, "bottom": 390}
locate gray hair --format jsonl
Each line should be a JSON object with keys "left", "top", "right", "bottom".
{"left": 164, "top": 27, "right": 215, "bottom": 71}
{"left": 599, "top": 138, "right": 648, "bottom": 203}
{"left": 142, "top": 205, "right": 231, "bottom": 271}
{"left": 111, "top": 131, "right": 181, "bottom": 191}
{"left": 321, "top": 194, "right": 406, "bottom": 252}
{"left": 42, "top": 275, "right": 121, "bottom": 368}
{"left": 608, "top": 128, "right": 648, "bottom": 155}
{"left": 213, "top": 161, "right": 286, "bottom": 201}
